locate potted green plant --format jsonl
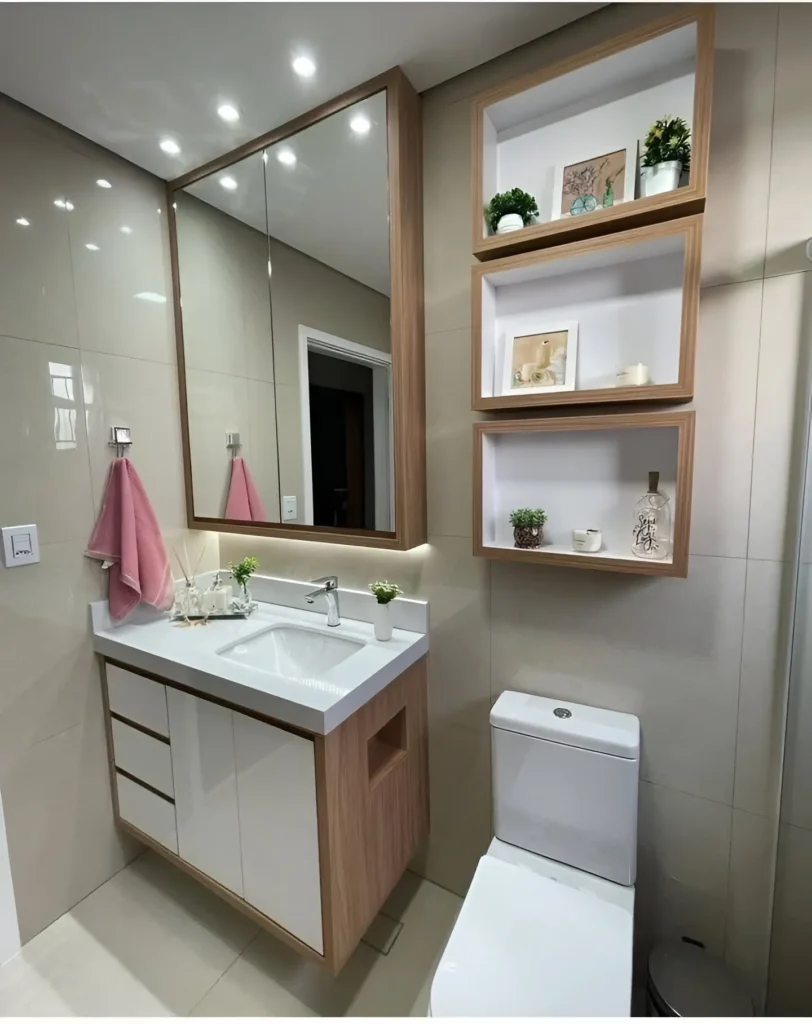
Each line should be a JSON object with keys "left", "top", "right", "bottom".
{"left": 509, "top": 508, "right": 547, "bottom": 550}
{"left": 229, "top": 555, "right": 259, "bottom": 609}
{"left": 368, "top": 580, "right": 403, "bottom": 641}
{"left": 485, "top": 188, "right": 539, "bottom": 236}
{"left": 641, "top": 116, "right": 691, "bottom": 197}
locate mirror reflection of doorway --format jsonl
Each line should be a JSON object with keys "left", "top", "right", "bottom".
{"left": 298, "top": 326, "right": 393, "bottom": 531}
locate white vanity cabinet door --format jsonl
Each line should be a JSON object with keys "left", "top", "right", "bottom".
{"left": 233, "top": 712, "right": 323, "bottom": 953}
{"left": 166, "top": 689, "right": 244, "bottom": 897}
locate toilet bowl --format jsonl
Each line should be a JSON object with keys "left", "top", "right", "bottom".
{"left": 429, "top": 692, "right": 640, "bottom": 1017}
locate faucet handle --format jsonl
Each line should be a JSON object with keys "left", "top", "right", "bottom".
{"left": 310, "top": 575, "right": 338, "bottom": 590}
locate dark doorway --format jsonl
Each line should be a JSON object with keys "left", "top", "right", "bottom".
{"left": 308, "top": 352, "right": 375, "bottom": 529}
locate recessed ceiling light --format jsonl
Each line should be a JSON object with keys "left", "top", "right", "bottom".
{"left": 54, "top": 199, "right": 74, "bottom": 211}
{"left": 15, "top": 217, "right": 30, "bottom": 227}
{"left": 350, "top": 114, "right": 371, "bottom": 136}
{"left": 85, "top": 243, "right": 100, "bottom": 251}
{"left": 65, "top": 201, "right": 74, "bottom": 211}
{"left": 217, "top": 103, "right": 240, "bottom": 123}
{"left": 159, "top": 138, "right": 181, "bottom": 155}
{"left": 292, "top": 55, "right": 316, "bottom": 78}
{"left": 220, "top": 176, "right": 238, "bottom": 191}
{"left": 277, "top": 148, "right": 296, "bottom": 167}
{"left": 120, "top": 225, "right": 132, "bottom": 234}
{"left": 96, "top": 178, "right": 112, "bottom": 188}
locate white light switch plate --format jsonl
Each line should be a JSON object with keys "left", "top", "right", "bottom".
{"left": 2, "top": 524, "right": 40, "bottom": 567}
{"left": 282, "top": 496, "right": 297, "bottom": 522}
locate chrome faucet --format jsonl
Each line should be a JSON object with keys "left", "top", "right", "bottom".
{"left": 305, "top": 575, "right": 341, "bottom": 627}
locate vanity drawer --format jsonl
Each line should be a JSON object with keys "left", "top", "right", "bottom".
{"left": 111, "top": 718, "right": 174, "bottom": 798}
{"left": 116, "top": 773, "right": 178, "bottom": 854}
{"left": 106, "top": 664, "right": 169, "bottom": 737}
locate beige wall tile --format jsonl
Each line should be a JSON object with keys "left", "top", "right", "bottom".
{"left": 749, "top": 271, "right": 812, "bottom": 562}
{"left": 734, "top": 559, "right": 792, "bottom": 817}
{"left": 0, "top": 712, "right": 138, "bottom": 943}
{"left": 426, "top": 328, "right": 477, "bottom": 539}
{"left": 701, "top": 5, "right": 776, "bottom": 287}
{"left": 246, "top": 379, "right": 281, "bottom": 521}
{"left": 768, "top": 823, "right": 812, "bottom": 1014}
{"left": 491, "top": 555, "right": 746, "bottom": 805}
{"left": 65, "top": 153, "right": 176, "bottom": 365}
{"left": 82, "top": 351, "right": 187, "bottom": 530}
{"left": 0, "top": 100, "right": 78, "bottom": 348}
{"left": 778, "top": 561, "right": 812, "bottom": 831}
{"left": 765, "top": 4, "right": 812, "bottom": 277}
{"left": 423, "top": 100, "right": 473, "bottom": 336}
{"left": 635, "top": 781, "right": 732, "bottom": 960}
{"left": 690, "top": 281, "right": 761, "bottom": 558}
{"left": 725, "top": 809, "right": 777, "bottom": 1011}
{"left": 0, "top": 336, "right": 95, "bottom": 545}
{"left": 411, "top": 721, "right": 491, "bottom": 896}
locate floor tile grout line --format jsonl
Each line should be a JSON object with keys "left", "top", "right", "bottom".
{"left": 185, "top": 924, "right": 262, "bottom": 1017}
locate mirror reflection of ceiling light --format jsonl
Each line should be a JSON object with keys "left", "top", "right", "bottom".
{"left": 134, "top": 292, "right": 167, "bottom": 303}
{"left": 159, "top": 138, "right": 181, "bottom": 155}
{"left": 292, "top": 55, "right": 316, "bottom": 78}
{"left": 120, "top": 225, "right": 132, "bottom": 234}
{"left": 217, "top": 103, "right": 240, "bottom": 123}
{"left": 53, "top": 199, "right": 74, "bottom": 210}
{"left": 15, "top": 217, "right": 30, "bottom": 226}
{"left": 85, "top": 243, "right": 99, "bottom": 251}
{"left": 277, "top": 148, "right": 296, "bottom": 167}
{"left": 220, "top": 176, "right": 238, "bottom": 191}
{"left": 350, "top": 114, "right": 371, "bottom": 135}
{"left": 96, "top": 179, "right": 112, "bottom": 188}
{"left": 262, "top": 152, "right": 268, "bottom": 164}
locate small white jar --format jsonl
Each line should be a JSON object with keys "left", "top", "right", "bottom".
{"left": 496, "top": 212, "right": 524, "bottom": 234}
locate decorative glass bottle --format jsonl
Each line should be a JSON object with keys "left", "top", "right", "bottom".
{"left": 632, "top": 471, "right": 672, "bottom": 560}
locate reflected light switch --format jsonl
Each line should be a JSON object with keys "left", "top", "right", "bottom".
{"left": 282, "top": 496, "right": 297, "bottom": 522}
{"left": 2, "top": 524, "right": 40, "bottom": 567}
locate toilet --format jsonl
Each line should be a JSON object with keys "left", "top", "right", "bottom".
{"left": 429, "top": 691, "right": 640, "bottom": 1017}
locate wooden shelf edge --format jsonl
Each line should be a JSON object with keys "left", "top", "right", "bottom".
{"left": 473, "top": 542, "right": 688, "bottom": 578}
{"left": 473, "top": 384, "right": 693, "bottom": 412}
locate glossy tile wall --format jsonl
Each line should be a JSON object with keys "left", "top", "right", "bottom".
{"left": 221, "top": 3, "right": 811, "bottom": 1008}
{"left": 0, "top": 94, "right": 218, "bottom": 942}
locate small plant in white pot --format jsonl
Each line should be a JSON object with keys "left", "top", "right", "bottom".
{"left": 368, "top": 580, "right": 403, "bottom": 641}
{"left": 641, "top": 115, "right": 690, "bottom": 197}
{"left": 485, "top": 188, "right": 539, "bottom": 235}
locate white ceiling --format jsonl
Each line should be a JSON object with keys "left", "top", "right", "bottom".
{"left": 0, "top": 3, "right": 602, "bottom": 180}
{"left": 186, "top": 92, "right": 391, "bottom": 294}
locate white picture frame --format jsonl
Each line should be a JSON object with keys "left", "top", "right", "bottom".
{"left": 551, "top": 140, "right": 639, "bottom": 221}
{"left": 500, "top": 321, "right": 579, "bottom": 397}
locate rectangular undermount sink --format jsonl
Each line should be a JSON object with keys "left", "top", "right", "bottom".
{"left": 217, "top": 624, "right": 364, "bottom": 677}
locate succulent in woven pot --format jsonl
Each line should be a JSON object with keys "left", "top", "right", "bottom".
{"left": 509, "top": 508, "right": 547, "bottom": 550}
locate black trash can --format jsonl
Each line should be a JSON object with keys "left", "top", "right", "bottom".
{"left": 646, "top": 940, "right": 754, "bottom": 1017}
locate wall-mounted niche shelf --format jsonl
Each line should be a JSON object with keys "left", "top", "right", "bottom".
{"left": 472, "top": 7, "right": 714, "bottom": 260}
{"left": 474, "top": 410, "right": 695, "bottom": 577}
{"left": 472, "top": 216, "right": 702, "bottom": 411}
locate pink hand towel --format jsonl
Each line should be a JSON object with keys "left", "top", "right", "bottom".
{"left": 225, "top": 456, "right": 267, "bottom": 521}
{"left": 87, "top": 457, "right": 172, "bottom": 621}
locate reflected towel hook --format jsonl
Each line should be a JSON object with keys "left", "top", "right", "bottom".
{"left": 226, "top": 432, "right": 241, "bottom": 459}
{"left": 109, "top": 426, "right": 132, "bottom": 459}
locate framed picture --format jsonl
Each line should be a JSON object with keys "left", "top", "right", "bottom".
{"left": 552, "top": 143, "right": 638, "bottom": 220}
{"left": 501, "top": 322, "right": 578, "bottom": 396}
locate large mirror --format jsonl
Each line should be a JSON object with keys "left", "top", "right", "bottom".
{"left": 174, "top": 89, "right": 393, "bottom": 534}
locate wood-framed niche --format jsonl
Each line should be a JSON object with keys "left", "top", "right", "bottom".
{"left": 471, "top": 6, "right": 714, "bottom": 260}
{"left": 167, "top": 68, "right": 426, "bottom": 551}
{"left": 472, "top": 215, "right": 703, "bottom": 411}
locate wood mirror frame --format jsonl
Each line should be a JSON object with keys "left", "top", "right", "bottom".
{"left": 167, "top": 67, "right": 426, "bottom": 550}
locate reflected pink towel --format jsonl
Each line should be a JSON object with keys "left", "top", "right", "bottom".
{"left": 87, "top": 458, "right": 172, "bottom": 621}
{"left": 225, "top": 456, "right": 267, "bottom": 521}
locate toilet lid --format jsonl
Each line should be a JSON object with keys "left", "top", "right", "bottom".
{"left": 430, "top": 855, "right": 633, "bottom": 1017}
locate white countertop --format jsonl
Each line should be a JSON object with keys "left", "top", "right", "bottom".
{"left": 90, "top": 600, "right": 429, "bottom": 734}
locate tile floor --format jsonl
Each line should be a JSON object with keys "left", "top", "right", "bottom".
{"left": 0, "top": 852, "right": 462, "bottom": 1016}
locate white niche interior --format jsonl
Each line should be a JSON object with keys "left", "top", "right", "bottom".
{"left": 475, "top": 220, "right": 699, "bottom": 408}
{"left": 475, "top": 413, "right": 694, "bottom": 577}
{"left": 481, "top": 22, "right": 697, "bottom": 234}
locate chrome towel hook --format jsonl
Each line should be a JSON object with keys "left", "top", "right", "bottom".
{"left": 226, "top": 432, "right": 241, "bottom": 459}
{"left": 108, "top": 426, "right": 132, "bottom": 458}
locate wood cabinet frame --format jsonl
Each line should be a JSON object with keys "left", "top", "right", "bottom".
{"left": 473, "top": 410, "right": 695, "bottom": 577}
{"left": 472, "top": 216, "right": 703, "bottom": 411}
{"left": 101, "top": 656, "right": 429, "bottom": 974}
{"left": 167, "top": 67, "right": 426, "bottom": 550}
{"left": 471, "top": 6, "right": 714, "bottom": 261}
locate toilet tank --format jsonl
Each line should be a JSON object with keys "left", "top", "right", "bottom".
{"left": 491, "top": 692, "right": 640, "bottom": 886}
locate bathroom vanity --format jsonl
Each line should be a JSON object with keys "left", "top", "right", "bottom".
{"left": 91, "top": 577, "right": 429, "bottom": 973}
